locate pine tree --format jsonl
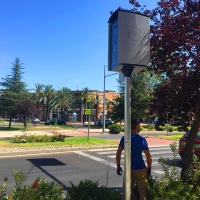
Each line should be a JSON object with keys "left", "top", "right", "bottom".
{"left": 0, "top": 58, "right": 29, "bottom": 128}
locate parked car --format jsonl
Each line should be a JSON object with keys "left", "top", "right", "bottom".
{"left": 104, "top": 119, "right": 113, "bottom": 126}
{"left": 94, "top": 119, "right": 113, "bottom": 126}
{"left": 94, "top": 120, "right": 101, "bottom": 126}
{"left": 179, "top": 130, "right": 200, "bottom": 159}
{"left": 170, "top": 121, "right": 182, "bottom": 126}
{"left": 31, "top": 117, "right": 40, "bottom": 123}
{"left": 152, "top": 120, "right": 165, "bottom": 126}
{"left": 44, "top": 118, "right": 66, "bottom": 125}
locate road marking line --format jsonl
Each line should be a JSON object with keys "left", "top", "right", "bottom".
{"left": 89, "top": 148, "right": 118, "bottom": 152}
{"left": 88, "top": 145, "right": 172, "bottom": 152}
{"left": 75, "top": 151, "right": 119, "bottom": 169}
{"left": 97, "top": 148, "right": 171, "bottom": 155}
{"left": 107, "top": 151, "right": 173, "bottom": 158}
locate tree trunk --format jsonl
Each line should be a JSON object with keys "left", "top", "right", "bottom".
{"left": 83, "top": 99, "right": 86, "bottom": 124}
{"left": 9, "top": 115, "right": 12, "bottom": 128}
{"left": 61, "top": 106, "right": 64, "bottom": 118}
{"left": 83, "top": 104, "right": 86, "bottom": 124}
{"left": 181, "top": 109, "right": 200, "bottom": 179}
{"left": 96, "top": 102, "right": 99, "bottom": 121}
{"left": 45, "top": 99, "right": 49, "bottom": 121}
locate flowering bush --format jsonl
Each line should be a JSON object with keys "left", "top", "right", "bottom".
{"left": 0, "top": 170, "right": 64, "bottom": 200}
{"left": 12, "top": 134, "right": 65, "bottom": 143}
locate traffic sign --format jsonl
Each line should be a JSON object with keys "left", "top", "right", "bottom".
{"left": 86, "top": 100, "right": 91, "bottom": 115}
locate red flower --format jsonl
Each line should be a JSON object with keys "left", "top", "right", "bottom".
{"left": 32, "top": 181, "right": 38, "bottom": 189}
{"left": 8, "top": 194, "right": 13, "bottom": 199}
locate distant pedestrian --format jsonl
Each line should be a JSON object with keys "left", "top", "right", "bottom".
{"left": 116, "top": 119, "right": 152, "bottom": 200}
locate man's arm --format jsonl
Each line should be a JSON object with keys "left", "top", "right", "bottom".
{"left": 143, "top": 149, "right": 152, "bottom": 169}
{"left": 116, "top": 146, "right": 123, "bottom": 167}
{"left": 116, "top": 145, "right": 123, "bottom": 175}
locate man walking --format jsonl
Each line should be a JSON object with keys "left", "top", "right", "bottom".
{"left": 116, "top": 119, "right": 152, "bottom": 200}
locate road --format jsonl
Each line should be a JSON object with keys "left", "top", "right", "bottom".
{"left": 0, "top": 145, "right": 182, "bottom": 194}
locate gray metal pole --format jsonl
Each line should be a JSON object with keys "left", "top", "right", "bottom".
{"left": 122, "top": 65, "right": 134, "bottom": 200}
{"left": 88, "top": 114, "right": 90, "bottom": 141}
{"left": 103, "top": 65, "right": 106, "bottom": 133}
{"left": 124, "top": 76, "right": 131, "bottom": 200}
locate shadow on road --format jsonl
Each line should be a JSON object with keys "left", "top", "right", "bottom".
{"left": 27, "top": 158, "right": 68, "bottom": 189}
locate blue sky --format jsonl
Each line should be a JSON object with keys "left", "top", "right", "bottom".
{"left": 0, "top": 0, "right": 158, "bottom": 93}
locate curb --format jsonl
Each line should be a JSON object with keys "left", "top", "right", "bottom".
{"left": 0, "top": 145, "right": 119, "bottom": 156}
{"left": 0, "top": 144, "right": 173, "bottom": 157}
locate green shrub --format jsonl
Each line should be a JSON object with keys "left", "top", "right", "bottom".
{"left": 12, "top": 134, "right": 65, "bottom": 143}
{"left": 0, "top": 171, "right": 121, "bottom": 200}
{"left": 145, "top": 125, "right": 155, "bottom": 131}
{"left": 65, "top": 179, "right": 121, "bottom": 200}
{"left": 155, "top": 125, "right": 165, "bottom": 131}
{"left": 168, "top": 126, "right": 174, "bottom": 132}
{"left": 0, "top": 118, "right": 4, "bottom": 122}
{"left": 177, "top": 126, "right": 184, "bottom": 132}
{"left": 108, "top": 124, "right": 122, "bottom": 134}
{"left": 0, "top": 170, "right": 63, "bottom": 200}
{"left": 51, "top": 134, "right": 65, "bottom": 142}
{"left": 140, "top": 126, "right": 145, "bottom": 132}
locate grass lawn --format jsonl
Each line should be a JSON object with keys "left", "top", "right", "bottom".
{"left": 0, "top": 137, "right": 118, "bottom": 148}
{"left": 157, "top": 134, "right": 183, "bottom": 140}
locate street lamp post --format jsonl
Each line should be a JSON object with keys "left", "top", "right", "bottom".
{"left": 103, "top": 65, "right": 119, "bottom": 133}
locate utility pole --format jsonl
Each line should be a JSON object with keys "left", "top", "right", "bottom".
{"left": 103, "top": 66, "right": 119, "bottom": 133}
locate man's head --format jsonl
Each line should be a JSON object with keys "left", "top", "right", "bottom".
{"left": 131, "top": 119, "right": 140, "bottom": 133}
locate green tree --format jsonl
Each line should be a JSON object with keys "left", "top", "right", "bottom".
{"left": 105, "top": 99, "right": 112, "bottom": 119}
{"left": 94, "top": 95, "right": 102, "bottom": 121}
{"left": 108, "top": 72, "right": 151, "bottom": 122}
{"left": 43, "top": 85, "right": 54, "bottom": 121}
{"left": 54, "top": 87, "right": 73, "bottom": 118}
{"left": 0, "top": 58, "right": 29, "bottom": 128}
{"left": 33, "top": 83, "right": 44, "bottom": 109}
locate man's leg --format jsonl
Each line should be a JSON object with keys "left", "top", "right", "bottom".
{"left": 133, "top": 168, "right": 147, "bottom": 200}
{"left": 131, "top": 170, "right": 136, "bottom": 190}
{"left": 131, "top": 170, "right": 136, "bottom": 199}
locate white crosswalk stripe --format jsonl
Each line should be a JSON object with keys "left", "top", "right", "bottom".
{"left": 107, "top": 151, "right": 172, "bottom": 158}
{"left": 75, "top": 146, "right": 181, "bottom": 175}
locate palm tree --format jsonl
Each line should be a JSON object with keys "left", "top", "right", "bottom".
{"left": 54, "top": 87, "right": 73, "bottom": 119}
{"left": 81, "top": 87, "right": 95, "bottom": 124}
{"left": 106, "top": 99, "right": 112, "bottom": 119}
{"left": 43, "top": 85, "right": 54, "bottom": 121}
{"left": 94, "top": 95, "right": 102, "bottom": 121}
{"left": 33, "top": 83, "right": 44, "bottom": 109}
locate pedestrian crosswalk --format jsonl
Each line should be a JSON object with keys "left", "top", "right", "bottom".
{"left": 75, "top": 145, "right": 182, "bottom": 176}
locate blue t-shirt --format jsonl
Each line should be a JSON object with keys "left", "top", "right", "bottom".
{"left": 119, "top": 134, "right": 149, "bottom": 170}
